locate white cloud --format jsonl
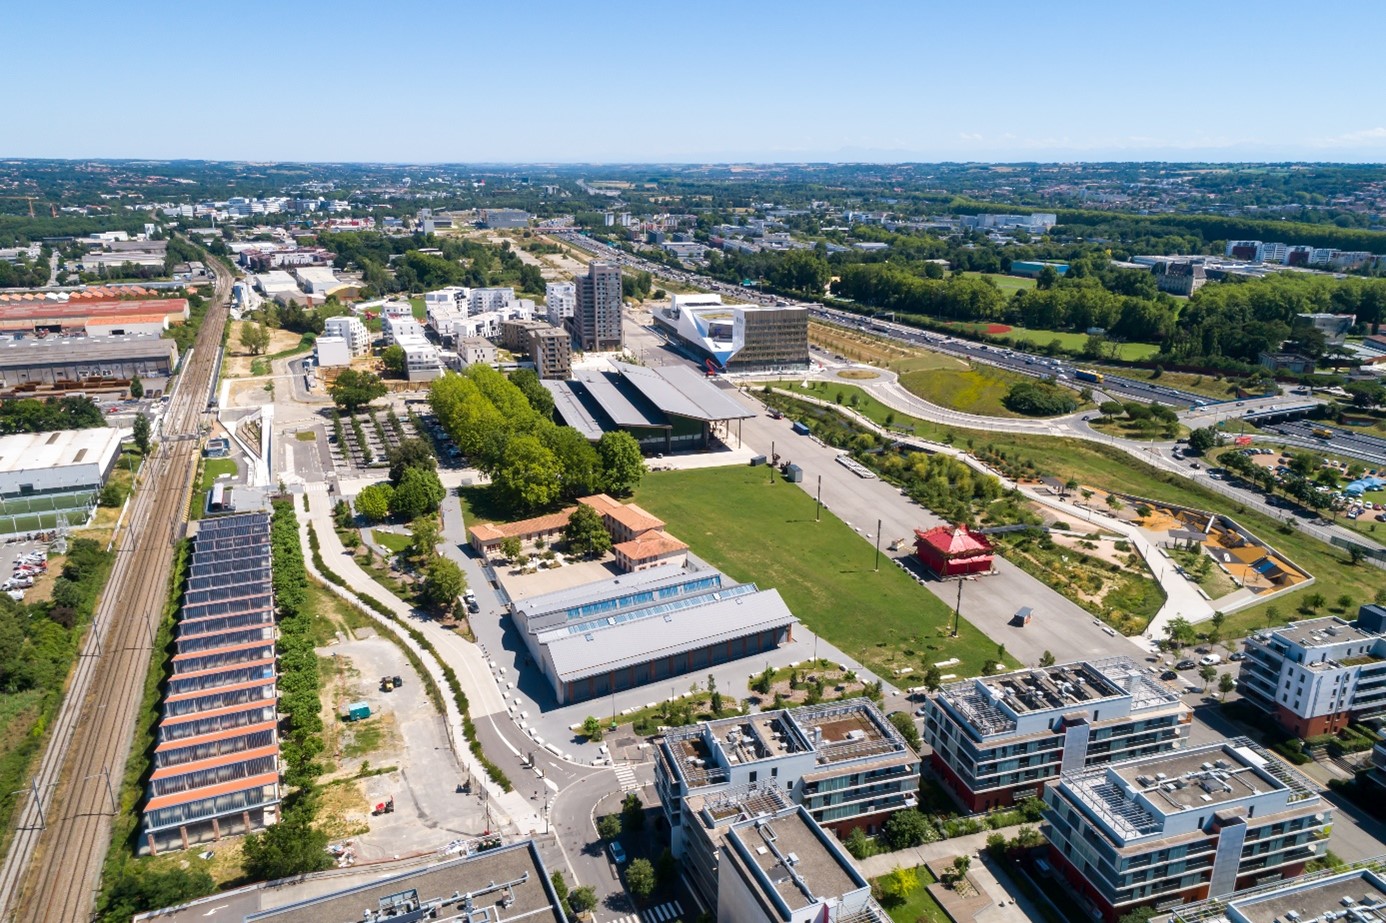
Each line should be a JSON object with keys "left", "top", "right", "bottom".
{"left": 1310, "top": 127, "right": 1386, "bottom": 148}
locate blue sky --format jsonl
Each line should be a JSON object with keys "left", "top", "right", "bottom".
{"left": 6, "top": 0, "right": 1386, "bottom": 163}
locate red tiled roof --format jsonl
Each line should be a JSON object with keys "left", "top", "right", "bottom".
{"left": 614, "top": 530, "right": 688, "bottom": 561}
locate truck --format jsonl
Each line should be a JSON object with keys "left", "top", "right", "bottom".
{"left": 1312, "top": 427, "right": 1334, "bottom": 439}
{"left": 1074, "top": 369, "right": 1104, "bottom": 384}
{"left": 792, "top": 421, "right": 811, "bottom": 436}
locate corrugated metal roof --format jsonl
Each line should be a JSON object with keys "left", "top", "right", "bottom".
{"left": 540, "top": 380, "right": 606, "bottom": 440}
{"left": 613, "top": 362, "right": 754, "bottom": 421}
{"left": 573, "top": 370, "right": 668, "bottom": 429}
{"left": 548, "top": 588, "right": 798, "bottom": 682}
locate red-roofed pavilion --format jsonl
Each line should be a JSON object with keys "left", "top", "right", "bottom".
{"left": 914, "top": 523, "right": 994, "bottom": 577}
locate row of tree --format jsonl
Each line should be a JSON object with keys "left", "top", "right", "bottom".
{"left": 428, "top": 367, "right": 644, "bottom": 515}
{"left": 0, "top": 395, "right": 107, "bottom": 434}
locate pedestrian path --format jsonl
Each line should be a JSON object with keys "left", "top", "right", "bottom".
{"left": 613, "top": 763, "right": 641, "bottom": 792}
{"left": 606, "top": 901, "right": 683, "bottom": 923}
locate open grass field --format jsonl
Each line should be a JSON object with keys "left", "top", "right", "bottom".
{"left": 634, "top": 467, "right": 1007, "bottom": 678}
{"left": 196, "top": 457, "right": 237, "bottom": 493}
{"left": 961, "top": 271, "right": 1037, "bottom": 296}
{"left": 809, "top": 321, "right": 968, "bottom": 374}
{"left": 1003, "top": 328, "right": 1160, "bottom": 361}
{"left": 898, "top": 364, "right": 1087, "bottom": 418}
{"left": 372, "top": 529, "right": 411, "bottom": 554}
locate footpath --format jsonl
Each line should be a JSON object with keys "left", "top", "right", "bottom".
{"left": 295, "top": 483, "right": 542, "bottom": 834}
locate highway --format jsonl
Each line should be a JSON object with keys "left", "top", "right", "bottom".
{"left": 0, "top": 248, "right": 231, "bottom": 923}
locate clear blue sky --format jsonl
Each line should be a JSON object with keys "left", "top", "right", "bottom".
{"left": 8, "top": 0, "right": 1386, "bottom": 163}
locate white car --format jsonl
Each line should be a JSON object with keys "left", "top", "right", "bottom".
{"left": 1199, "top": 654, "right": 1222, "bottom": 666}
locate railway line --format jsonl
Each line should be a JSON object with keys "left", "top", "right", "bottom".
{"left": 0, "top": 252, "right": 232, "bottom": 922}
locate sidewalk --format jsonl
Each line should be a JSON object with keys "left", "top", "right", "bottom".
{"left": 296, "top": 484, "right": 540, "bottom": 834}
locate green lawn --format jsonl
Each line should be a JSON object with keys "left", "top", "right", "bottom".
{"left": 408, "top": 297, "right": 426, "bottom": 320}
{"left": 898, "top": 365, "right": 1084, "bottom": 418}
{"left": 961, "top": 271, "right": 1036, "bottom": 297}
{"left": 197, "top": 458, "right": 237, "bottom": 493}
{"left": 634, "top": 467, "right": 1007, "bottom": 679}
{"left": 372, "top": 529, "right": 411, "bottom": 554}
{"left": 1003, "top": 328, "right": 1159, "bottom": 361}
{"left": 873, "top": 866, "right": 950, "bottom": 923}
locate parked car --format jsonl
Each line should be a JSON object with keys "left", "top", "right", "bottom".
{"left": 609, "top": 842, "right": 627, "bottom": 865}
{"left": 1161, "top": 670, "right": 1179, "bottom": 681}
{"left": 1228, "top": 652, "right": 1246, "bottom": 661}
{"left": 1176, "top": 659, "right": 1196, "bottom": 670}
{"left": 1199, "top": 654, "right": 1223, "bottom": 666}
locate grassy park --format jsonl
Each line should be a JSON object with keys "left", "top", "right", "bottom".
{"left": 961, "top": 271, "right": 1037, "bottom": 296}
{"left": 196, "top": 458, "right": 237, "bottom": 493}
{"left": 634, "top": 466, "right": 1008, "bottom": 679}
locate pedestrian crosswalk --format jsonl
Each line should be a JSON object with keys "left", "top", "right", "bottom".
{"left": 608, "top": 900, "right": 682, "bottom": 923}
{"left": 613, "top": 763, "right": 640, "bottom": 792}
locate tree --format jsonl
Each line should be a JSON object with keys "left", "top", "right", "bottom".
{"left": 355, "top": 483, "right": 394, "bottom": 522}
{"left": 625, "top": 858, "right": 656, "bottom": 903}
{"left": 564, "top": 505, "right": 612, "bottom": 558}
{"left": 99, "top": 862, "right": 216, "bottom": 923}
{"left": 330, "top": 369, "right": 387, "bottom": 414}
{"left": 388, "top": 437, "right": 437, "bottom": 486}
{"left": 844, "top": 827, "right": 877, "bottom": 860}
{"left": 597, "top": 812, "right": 621, "bottom": 840}
{"left": 390, "top": 466, "right": 445, "bottom": 520}
{"left": 923, "top": 664, "right": 943, "bottom": 693}
{"left": 889, "top": 711, "right": 922, "bottom": 751}
{"left": 597, "top": 431, "right": 645, "bottom": 497}
{"left": 622, "top": 792, "right": 645, "bottom": 832}
{"left": 582, "top": 715, "right": 604, "bottom": 742}
{"left": 493, "top": 435, "right": 562, "bottom": 514}
{"left": 239, "top": 320, "right": 271, "bottom": 356}
{"left": 1338, "top": 594, "right": 1355, "bottom": 612}
{"left": 656, "top": 848, "right": 677, "bottom": 889}
{"left": 949, "top": 855, "right": 971, "bottom": 883}
{"left": 567, "top": 886, "right": 597, "bottom": 914}
{"left": 510, "top": 368, "right": 556, "bottom": 416}
{"left": 128, "top": 374, "right": 144, "bottom": 399}
{"left": 878, "top": 866, "right": 918, "bottom": 905}
{"left": 1039, "top": 650, "right": 1056, "bottom": 667}
{"left": 132, "top": 413, "right": 151, "bottom": 456}
{"left": 1219, "top": 672, "right": 1236, "bottom": 700}
{"left": 241, "top": 801, "right": 332, "bottom": 880}
{"left": 380, "top": 344, "right": 406, "bottom": 377}
{"left": 406, "top": 516, "right": 441, "bottom": 569}
{"left": 1164, "top": 616, "right": 1196, "bottom": 653}
{"left": 881, "top": 809, "right": 931, "bottom": 850}
{"left": 498, "top": 536, "right": 522, "bottom": 561}
{"left": 420, "top": 556, "right": 466, "bottom": 615}
{"left": 1187, "top": 426, "right": 1221, "bottom": 455}
{"left": 1117, "top": 908, "right": 1159, "bottom": 923}
{"left": 1199, "top": 664, "right": 1218, "bottom": 691}
{"left": 709, "top": 674, "right": 723, "bottom": 716}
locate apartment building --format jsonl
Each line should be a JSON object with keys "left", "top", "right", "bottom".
{"left": 924, "top": 658, "right": 1190, "bottom": 812}
{"left": 322, "top": 315, "right": 369, "bottom": 355}
{"left": 1236, "top": 608, "right": 1386, "bottom": 738}
{"left": 545, "top": 281, "right": 576, "bottom": 325}
{"left": 656, "top": 699, "right": 919, "bottom": 858}
{"left": 571, "top": 261, "right": 623, "bottom": 351}
{"left": 1043, "top": 739, "right": 1331, "bottom": 922}
{"left": 1171, "top": 861, "right": 1386, "bottom": 923}
{"left": 500, "top": 318, "right": 572, "bottom": 380}
{"left": 382, "top": 315, "right": 442, "bottom": 382}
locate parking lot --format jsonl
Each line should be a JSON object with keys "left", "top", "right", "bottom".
{"left": 0, "top": 540, "right": 50, "bottom": 602}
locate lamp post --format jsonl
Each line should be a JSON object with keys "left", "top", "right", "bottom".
{"left": 952, "top": 577, "right": 964, "bottom": 638}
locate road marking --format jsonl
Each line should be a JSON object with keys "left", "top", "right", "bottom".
{"left": 613, "top": 763, "right": 640, "bottom": 792}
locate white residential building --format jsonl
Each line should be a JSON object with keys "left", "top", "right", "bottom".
{"left": 470, "top": 287, "right": 516, "bottom": 313}
{"left": 545, "top": 282, "right": 575, "bottom": 325}
{"left": 322, "top": 315, "right": 369, "bottom": 356}
{"left": 382, "top": 316, "right": 441, "bottom": 382}
{"left": 424, "top": 287, "right": 470, "bottom": 315}
{"left": 314, "top": 336, "right": 351, "bottom": 368}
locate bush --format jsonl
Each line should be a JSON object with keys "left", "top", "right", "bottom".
{"left": 1003, "top": 381, "right": 1079, "bottom": 417}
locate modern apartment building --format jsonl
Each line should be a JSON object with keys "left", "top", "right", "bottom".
{"left": 656, "top": 699, "right": 919, "bottom": 858}
{"left": 924, "top": 657, "right": 1190, "bottom": 811}
{"left": 500, "top": 318, "right": 572, "bottom": 380}
{"left": 545, "top": 281, "right": 576, "bottom": 325}
{"left": 382, "top": 315, "right": 442, "bottom": 382}
{"left": 1171, "top": 860, "right": 1386, "bottom": 923}
{"left": 1237, "top": 608, "right": 1386, "bottom": 738}
{"left": 570, "top": 261, "right": 623, "bottom": 351}
{"left": 1043, "top": 739, "right": 1331, "bottom": 922}
{"left": 322, "top": 314, "right": 369, "bottom": 355}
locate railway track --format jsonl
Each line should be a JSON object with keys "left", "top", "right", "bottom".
{"left": 0, "top": 254, "right": 232, "bottom": 922}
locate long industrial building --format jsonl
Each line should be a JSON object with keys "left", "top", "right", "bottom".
{"left": 0, "top": 427, "right": 125, "bottom": 536}
{"left": 653, "top": 294, "right": 808, "bottom": 374}
{"left": 542, "top": 360, "right": 753, "bottom": 454}
{"left": 0, "top": 334, "right": 178, "bottom": 388}
{"left": 509, "top": 562, "right": 797, "bottom": 705}
{"left": 924, "top": 657, "right": 1190, "bottom": 811}
{"left": 0, "top": 288, "right": 189, "bottom": 335}
{"left": 141, "top": 512, "right": 280, "bottom": 855}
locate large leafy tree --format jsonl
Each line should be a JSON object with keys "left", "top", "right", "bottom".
{"left": 564, "top": 505, "right": 612, "bottom": 558}
{"left": 329, "top": 369, "right": 387, "bottom": 414}
{"left": 597, "top": 431, "right": 644, "bottom": 497}
{"left": 387, "top": 437, "right": 436, "bottom": 485}
{"left": 493, "top": 435, "right": 562, "bottom": 514}
{"left": 132, "top": 413, "right": 151, "bottom": 455}
{"left": 544, "top": 426, "right": 602, "bottom": 498}
{"left": 625, "top": 858, "right": 655, "bottom": 902}
{"left": 389, "top": 466, "right": 445, "bottom": 520}
{"left": 380, "top": 344, "right": 406, "bottom": 377}
{"left": 241, "top": 800, "right": 332, "bottom": 880}
{"left": 420, "top": 555, "right": 466, "bottom": 614}
{"left": 509, "top": 368, "right": 556, "bottom": 417}
{"left": 355, "top": 483, "right": 394, "bottom": 522}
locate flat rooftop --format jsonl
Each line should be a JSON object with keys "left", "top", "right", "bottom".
{"left": 0, "top": 426, "right": 125, "bottom": 475}
{"left": 1173, "top": 863, "right": 1386, "bottom": 923}
{"left": 980, "top": 661, "right": 1127, "bottom": 715}
{"left": 1270, "top": 615, "right": 1380, "bottom": 648}
{"left": 726, "top": 807, "right": 861, "bottom": 914}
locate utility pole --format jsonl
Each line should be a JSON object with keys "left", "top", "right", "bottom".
{"left": 770, "top": 441, "right": 775, "bottom": 483}
{"left": 874, "top": 518, "right": 882, "bottom": 572}
{"left": 815, "top": 475, "right": 822, "bottom": 522}
{"left": 952, "top": 577, "right": 963, "bottom": 637}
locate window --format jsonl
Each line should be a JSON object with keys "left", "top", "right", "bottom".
{"left": 749, "top": 771, "right": 757, "bottom": 784}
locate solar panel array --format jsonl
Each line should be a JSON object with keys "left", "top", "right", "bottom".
{"left": 142, "top": 512, "right": 282, "bottom": 851}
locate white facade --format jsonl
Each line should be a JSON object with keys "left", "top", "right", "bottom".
{"left": 314, "top": 336, "right": 351, "bottom": 368}
{"left": 254, "top": 270, "right": 299, "bottom": 296}
{"left": 382, "top": 315, "right": 442, "bottom": 382}
{"left": 322, "top": 315, "right": 369, "bottom": 355}
{"left": 382, "top": 315, "right": 427, "bottom": 346}
{"left": 0, "top": 428, "right": 125, "bottom": 497}
{"left": 470, "top": 287, "right": 516, "bottom": 312}
{"left": 424, "top": 287, "right": 471, "bottom": 315}
{"left": 545, "top": 282, "right": 575, "bottom": 325}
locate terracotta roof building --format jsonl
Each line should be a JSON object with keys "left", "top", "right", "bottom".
{"left": 614, "top": 530, "right": 688, "bottom": 572}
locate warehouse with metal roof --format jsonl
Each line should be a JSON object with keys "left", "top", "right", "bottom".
{"left": 141, "top": 512, "right": 280, "bottom": 855}
{"left": 0, "top": 427, "right": 126, "bottom": 536}
{"left": 541, "top": 361, "right": 753, "bottom": 454}
{"left": 510, "top": 562, "right": 798, "bottom": 705}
